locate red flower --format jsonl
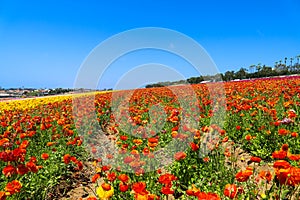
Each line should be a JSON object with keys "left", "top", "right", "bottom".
{"left": 281, "top": 144, "right": 289, "bottom": 152}
{"left": 174, "top": 152, "right": 186, "bottom": 161}
{"left": 223, "top": 184, "right": 237, "bottom": 199}
{"left": 41, "top": 153, "right": 49, "bottom": 160}
{"left": 148, "top": 137, "right": 159, "bottom": 143}
{"left": 26, "top": 161, "right": 39, "bottom": 173}
{"left": 161, "top": 186, "right": 174, "bottom": 195}
{"left": 123, "top": 156, "right": 134, "bottom": 164}
{"left": 197, "top": 192, "right": 220, "bottom": 200}
{"left": 235, "top": 168, "right": 253, "bottom": 182}
{"left": 118, "top": 174, "right": 129, "bottom": 182}
{"left": 132, "top": 182, "right": 148, "bottom": 195}
{"left": 203, "top": 157, "right": 210, "bottom": 162}
{"left": 272, "top": 150, "right": 287, "bottom": 159}
{"left": 158, "top": 173, "right": 176, "bottom": 185}
{"left": 250, "top": 156, "right": 261, "bottom": 163}
{"left": 107, "top": 172, "right": 116, "bottom": 182}
{"left": 273, "top": 160, "right": 291, "bottom": 169}
{"left": 63, "top": 154, "right": 71, "bottom": 164}
{"left": 190, "top": 142, "right": 199, "bottom": 151}
{"left": 87, "top": 197, "right": 97, "bottom": 200}
{"left": 16, "top": 164, "right": 29, "bottom": 175}
{"left": 291, "top": 132, "right": 298, "bottom": 137}
{"left": 2, "top": 165, "right": 16, "bottom": 177}
{"left": 119, "top": 182, "right": 129, "bottom": 192}
{"left": 278, "top": 128, "right": 289, "bottom": 136}
{"left": 120, "top": 135, "right": 128, "bottom": 141}
{"left": 102, "top": 165, "right": 110, "bottom": 171}
{"left": 5, "top": 180, "right": 22, "bottom": 195}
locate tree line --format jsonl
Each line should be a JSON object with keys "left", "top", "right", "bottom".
{"left": 145, "top": 55, "right": 300, "bottom": 88}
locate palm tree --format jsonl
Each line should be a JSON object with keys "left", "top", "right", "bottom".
{"left": 296, "top": 55, "right": 300, "bottom": 71}
{"left": 256, "top": 63, "right": 262, "bottom": 72}
{"left": 284, "top": 57, "right": 287, "bottom": 66}
{"left": 290, "top": 57, "right": 294, "bottom": 71}
{"left": 249, "top": 64, "right": 256, "bottom": 74}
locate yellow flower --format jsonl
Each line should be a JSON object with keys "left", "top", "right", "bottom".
{"left": 96, "top": 184, "right": 114, "bottom": 200}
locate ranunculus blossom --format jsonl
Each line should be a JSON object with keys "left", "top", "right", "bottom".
{"left": 174, "top": 152, "right": 186, "bottom": 161}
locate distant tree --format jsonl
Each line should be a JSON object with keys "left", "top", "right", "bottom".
{"left": 235, "top": 67, "right": 248, "bottom": 79}
{"left": 284, "top": 57, "right": 288, "bottom": 67}
{"left": 249, "top": 64, "right": 256, "bottom": 74}
{"left": 224, "top": 71, "right": 235, "bottom": 81}
{"left": 290, "top": 57, "right": 294, "bottom": 71}
{"left": 256, "top": 63, "right": 262, "bottom": 73}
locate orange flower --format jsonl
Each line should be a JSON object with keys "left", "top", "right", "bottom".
{"left": 235, "top": 168, "right": 253, "bottom": 182}
{"left": 203, "top": 157, "right": 210, "bottom": 162}
{"left": 5, "top": 180, "right": 22, "bottom": 195}
{"left": 0, "top": 191, "right": 6, "bottom": 200}
{"left": 132, "top": 182, "right": 148, "bottom": 195}
{"left": 133, "top": 139, "right": 143, "bottom": 145}
{"left": 250, "top": 156, "right": 261, "bottom": 163}
{"left": 86, "top": 197, "right": 97, "bottom": 200}
{"left": 174, "top": 152, "right": 186, "bottom": 161}
{"left": 158, "top": 173, "right": 176, "bottom": 185}
{"left": 222, "top": 136, "right": 229, "bottom": 143}
{"left": 223, "top": 184, "right": 237, "bottom": 199}
{"left": 278, "top": 128, "right": 289, "bottom": 136}
{"left": 287, "top": 154, "right": 300, "bottom": 161}
{"left": 291, "top": 132, "right": 298, "bottom": 137}
{"left": 273, "top": 160, "right": 291, "bottom": 169}
{"left": 197, "top": 191, "right": 221, "bottom": 200}
{"left": 118, "top": 174, "right": 129, "bottom": 182}
{"left": 272, "top": 150, "right": 287, "bottom": 159}
{"left": 101, "top": 182, "right": 111, "bottom": 191}
{"left": 0, "top": 138, "right": 9, "bottom": 147}
{"left": 91, "top": 174, "right": 100, "bottom": 183}
{"left": 41, "top": 153, "right": 49, "bottom": 160}
{"left": 63, "top": 154, "right": 71, "bottom": 164}
{"left": 46, "top": 142, "right": 55, "bottom": 147}
{"left": 148, "top": 137, "right": 158, "bottom": 143}
{"left": 186, "top": 184, "right": 200, "bottom": 197}
{"left": 257, "top": 170, "right": 272, "bottom": 183}
{"left": 245, "top": 135, "right": 252, "bottom": 141}
{"left": 275, "top": 167, "right": 300, "bottom": 186}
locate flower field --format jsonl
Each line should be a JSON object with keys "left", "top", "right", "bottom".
{"left": 0, "top": 76, "right": 300, "bottom": 200}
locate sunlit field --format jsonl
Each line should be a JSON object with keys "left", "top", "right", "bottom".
{"left": 0, "top": 76, "right": 300, "bottom": 200}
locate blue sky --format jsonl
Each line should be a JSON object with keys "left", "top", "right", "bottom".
{"left": 0, "top": 0, "right": 299, "bottom": 89}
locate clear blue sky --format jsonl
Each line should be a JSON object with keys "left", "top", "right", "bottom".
{"left": 0, "top": 0, "right": 299, "bottom": 89}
